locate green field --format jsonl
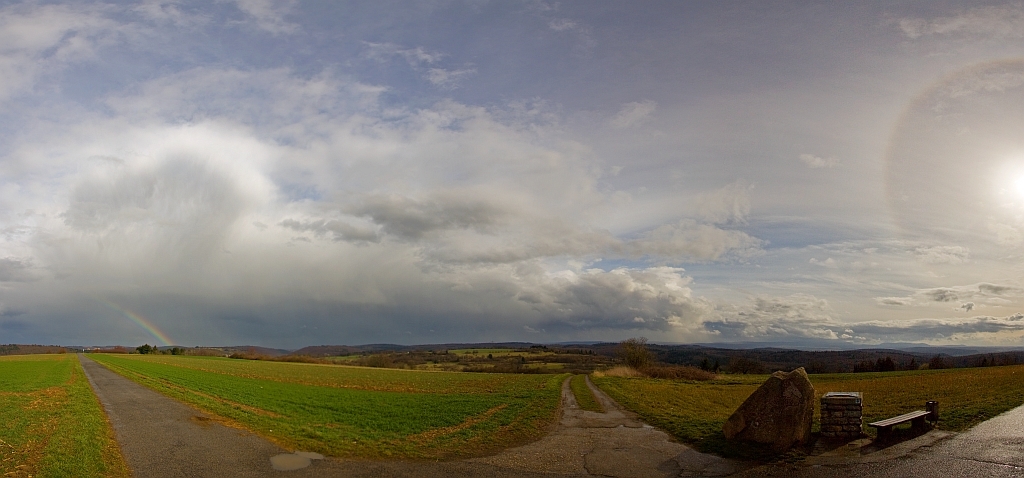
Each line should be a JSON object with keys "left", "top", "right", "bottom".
{"left": 89, "top": 354, "right": 566, "bottom": 460}
{"left": 594, "top": 365, "right": 1024, "bottom": 457}
{"left": 0, "top": 354, "right": 128, "bottom": 478}
{"left": 570, "top": 375, "right": 602, "bottom": 412}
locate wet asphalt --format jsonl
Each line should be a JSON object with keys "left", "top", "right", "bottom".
{"left": 736, "top": 402, "right": 1024, "bottom": 477}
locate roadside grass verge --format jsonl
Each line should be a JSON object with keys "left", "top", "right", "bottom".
{"left": 89, "top": 354, "right": 565, "bottom": 460}
{"left": 0, "top": 354, "right": 128, "bottom": 478}
{"left": 569, "top": 375, "right": 602, "bottom": 412}
{"left": 594, "top": 364, "right": 1024, "bottom": 459}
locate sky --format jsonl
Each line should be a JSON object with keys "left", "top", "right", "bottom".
{"left": 2, "top": 1, "right": 1024, "bottom": 348}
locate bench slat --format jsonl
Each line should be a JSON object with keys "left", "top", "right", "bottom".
{"left": 868, "top": 410, "right": 929, "bottom": 428}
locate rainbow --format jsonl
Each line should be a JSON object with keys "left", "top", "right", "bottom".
{"left": 96, "top": 298, "right": 174, "bottom": 346}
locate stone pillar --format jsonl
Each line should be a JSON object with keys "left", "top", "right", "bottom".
{"left": 820, "top": 392, "right": 862, "bottom": 440}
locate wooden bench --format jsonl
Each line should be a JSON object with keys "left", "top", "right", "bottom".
{"left": 868, "top": 410, "right": 931, "bottom": 439}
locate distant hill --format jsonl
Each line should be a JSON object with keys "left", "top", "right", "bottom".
{"left": 216, "top": 345, "right": 292, "bottom": 357}
{"left": 291, "top": 342, "right": 539, "bottom": 357}
{"left": 0, "top": 344, "right": 68, "bottom": 355}
{"left": 72, "top": 339, "right": 1024, "bottom": 374}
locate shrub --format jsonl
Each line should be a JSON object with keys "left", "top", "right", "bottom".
{"left": 595, "top": 366, "right": 645, "bottom": 378}
{"left": 619, "top": 337, "right": 653, "bottom": 369}
{"left": 640, "top": 364, "right": 716, "bottom": 381}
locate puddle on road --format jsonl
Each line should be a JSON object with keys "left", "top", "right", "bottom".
{"left": 270, "top": 451, "right": 325, "bottom": 471}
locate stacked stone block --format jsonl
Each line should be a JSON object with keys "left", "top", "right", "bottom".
{"left": 820, "top": 392, "right": 862, "bottom": 439}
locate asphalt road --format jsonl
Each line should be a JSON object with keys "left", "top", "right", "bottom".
{"left": 79, "top": 355, "right": 736, "bottom": 477}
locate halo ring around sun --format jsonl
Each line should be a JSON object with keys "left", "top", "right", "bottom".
{"left": 885, "top": 58, "right": 1024, "bottom": 248}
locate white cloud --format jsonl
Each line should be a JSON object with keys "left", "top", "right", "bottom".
{"left": 425, "top": 67, "right": 477, "bottom": 89}
{"left": 799, "top": 153, "right": 839, "bottom": 169}
{"left": 632, "top": 220, "right": 763, "bottom": 261}
{"left": 696, "top": 181, "right": 752, "bottom": 225}
{"left": 913, "top": 245, "right": 970, "bottom": 264}
{"left": 706, "top": 294, "right": 846, "bottom": 341}
{"left": 364, "top": 42, "right": 444, "bottom": 66}
{"left": 0, "top": 4, "right": 119, "bottom": 101}
{"left": 364, "top": 42, "right": 476, "bottom": 89}
{"left": 548, "top": 19, "right": 578, "bottom": 31}
{"left": 609, "top": 100, "right": 657, "bottom": 128}
{"left": 809, "top": 257, "right": 837, "bottom": 268}
{"left": 899, "top": 4, "right": 1024, "bottom": 39}
{"left": 229, "top": 0, "right": 298, "bottom": 35}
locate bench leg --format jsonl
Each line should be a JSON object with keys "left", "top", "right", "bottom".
{"left": 875, "top": 426, "right": 892, "bottom": 440}
{"left": 912, "top": 416, "right": 928, "bottom": 431}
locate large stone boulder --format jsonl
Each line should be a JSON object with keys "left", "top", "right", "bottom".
{"left": 722, "top": 367, "right": 815, "bottom": 451}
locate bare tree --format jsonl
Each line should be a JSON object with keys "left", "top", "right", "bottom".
{"left": 619, "top": 337, "right": 653, "bottom": 369}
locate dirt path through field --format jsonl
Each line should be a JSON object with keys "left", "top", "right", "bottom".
{"left": 80, "top": 355, "right": 744, "bottom": 477}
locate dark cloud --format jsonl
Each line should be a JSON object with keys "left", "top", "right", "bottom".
{"left": 350, "top": 194, "right": 506, "bottom": 240}
{"left": 0, "top": 258, "right": 35, "bottom": 282}
{"left": 876, "top": 297, "right": 913, "bottom": 306}
{"left": 979, "top": 283, "right": 1018, "bottom": 295}
{"left": 524, "top": 267, "right": 709, "bottom": 332}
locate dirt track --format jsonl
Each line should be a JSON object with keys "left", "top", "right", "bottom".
{"left": 79, "top": 355, "right": 743, "bottom": 477}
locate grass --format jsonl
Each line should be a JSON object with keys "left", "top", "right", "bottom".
{"left": 570, "top": 375, "right": 602, "bottom": 412}
{"left": 593, "top": 365, "right": 1024, "bottom": 459}
{"left": 89, "top": 354, "right": 566, "bottom": 460}
{"left": 0, "top": 354, "right": 129, "bottom": 478}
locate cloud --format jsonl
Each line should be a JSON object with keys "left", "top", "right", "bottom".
{"left": 130, "top": 1, "right": 206, "bottom": 27}
{"left": 913, "top": 245, "right": 970, "bottom": 264}
{"left": 522, "top": 266, "right": 712, "bottom": 332}
{"left": 0, "top": 4, "right": 119, "bottom": 101}
{"left": 349, "top": 193, "right": 506, "bottom": 240}
{"left": 425, "top": 67, "right": 477, "bottom": 89}
{"left": 0, "top": 258, "right": 35, "bottom": 282}
{"left": 548, "top": 19, "right": 579, "bottom": 31}
{"left": 876, "top": 297, "right": 914, "bottom": 306}
{"left": 899, "top": 4, "right": 1024, "bottom": 39}
{"left": 848, "top": 315, "right": 1024, "bottom": 341}
{"left": 229, "top": 0, "right": 298, "bottom": 35}
{"left": 989, "top": 222, "right": 1024, "bottom": 246}
{"left": 809, "top": 257, "right": 837, "bottom": 268}
{"left": 609, "top": 100, "right": 657, "bottom": 128}
{"left": 364, "top": 42, "right": 474, "bottom": 88}
{"left": 632, "top": 220, "right": 763, "bottom": 261}
{"left": 364, "top": 42, "right": 444, "bottom": 66}
{"left": 279, "top": 218, "right": 378, "bottom": 243}
{"left": 103, "top": 68, "right": 384, "bottom": 136}
{"left": 799, "top": 153, "right": 839, "bottom": 169}
{"left": 696, "top": 181, "right": 752, "bottom": 225}
{"left": 877, "top": 283, "right": 1023, "bottom": 309}
{"left": 712, "top": 293, "right": 1024, "bottom": 344}
{"left": 706, "top": 294, "right": 847, "bottom": 341}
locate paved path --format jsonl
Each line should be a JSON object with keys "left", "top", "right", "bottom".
{"left": 80, "top": 355, "right": 739, "bottom": 477}
{"left": 734, "top": 403, "right": 1024, "bottom": 477}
